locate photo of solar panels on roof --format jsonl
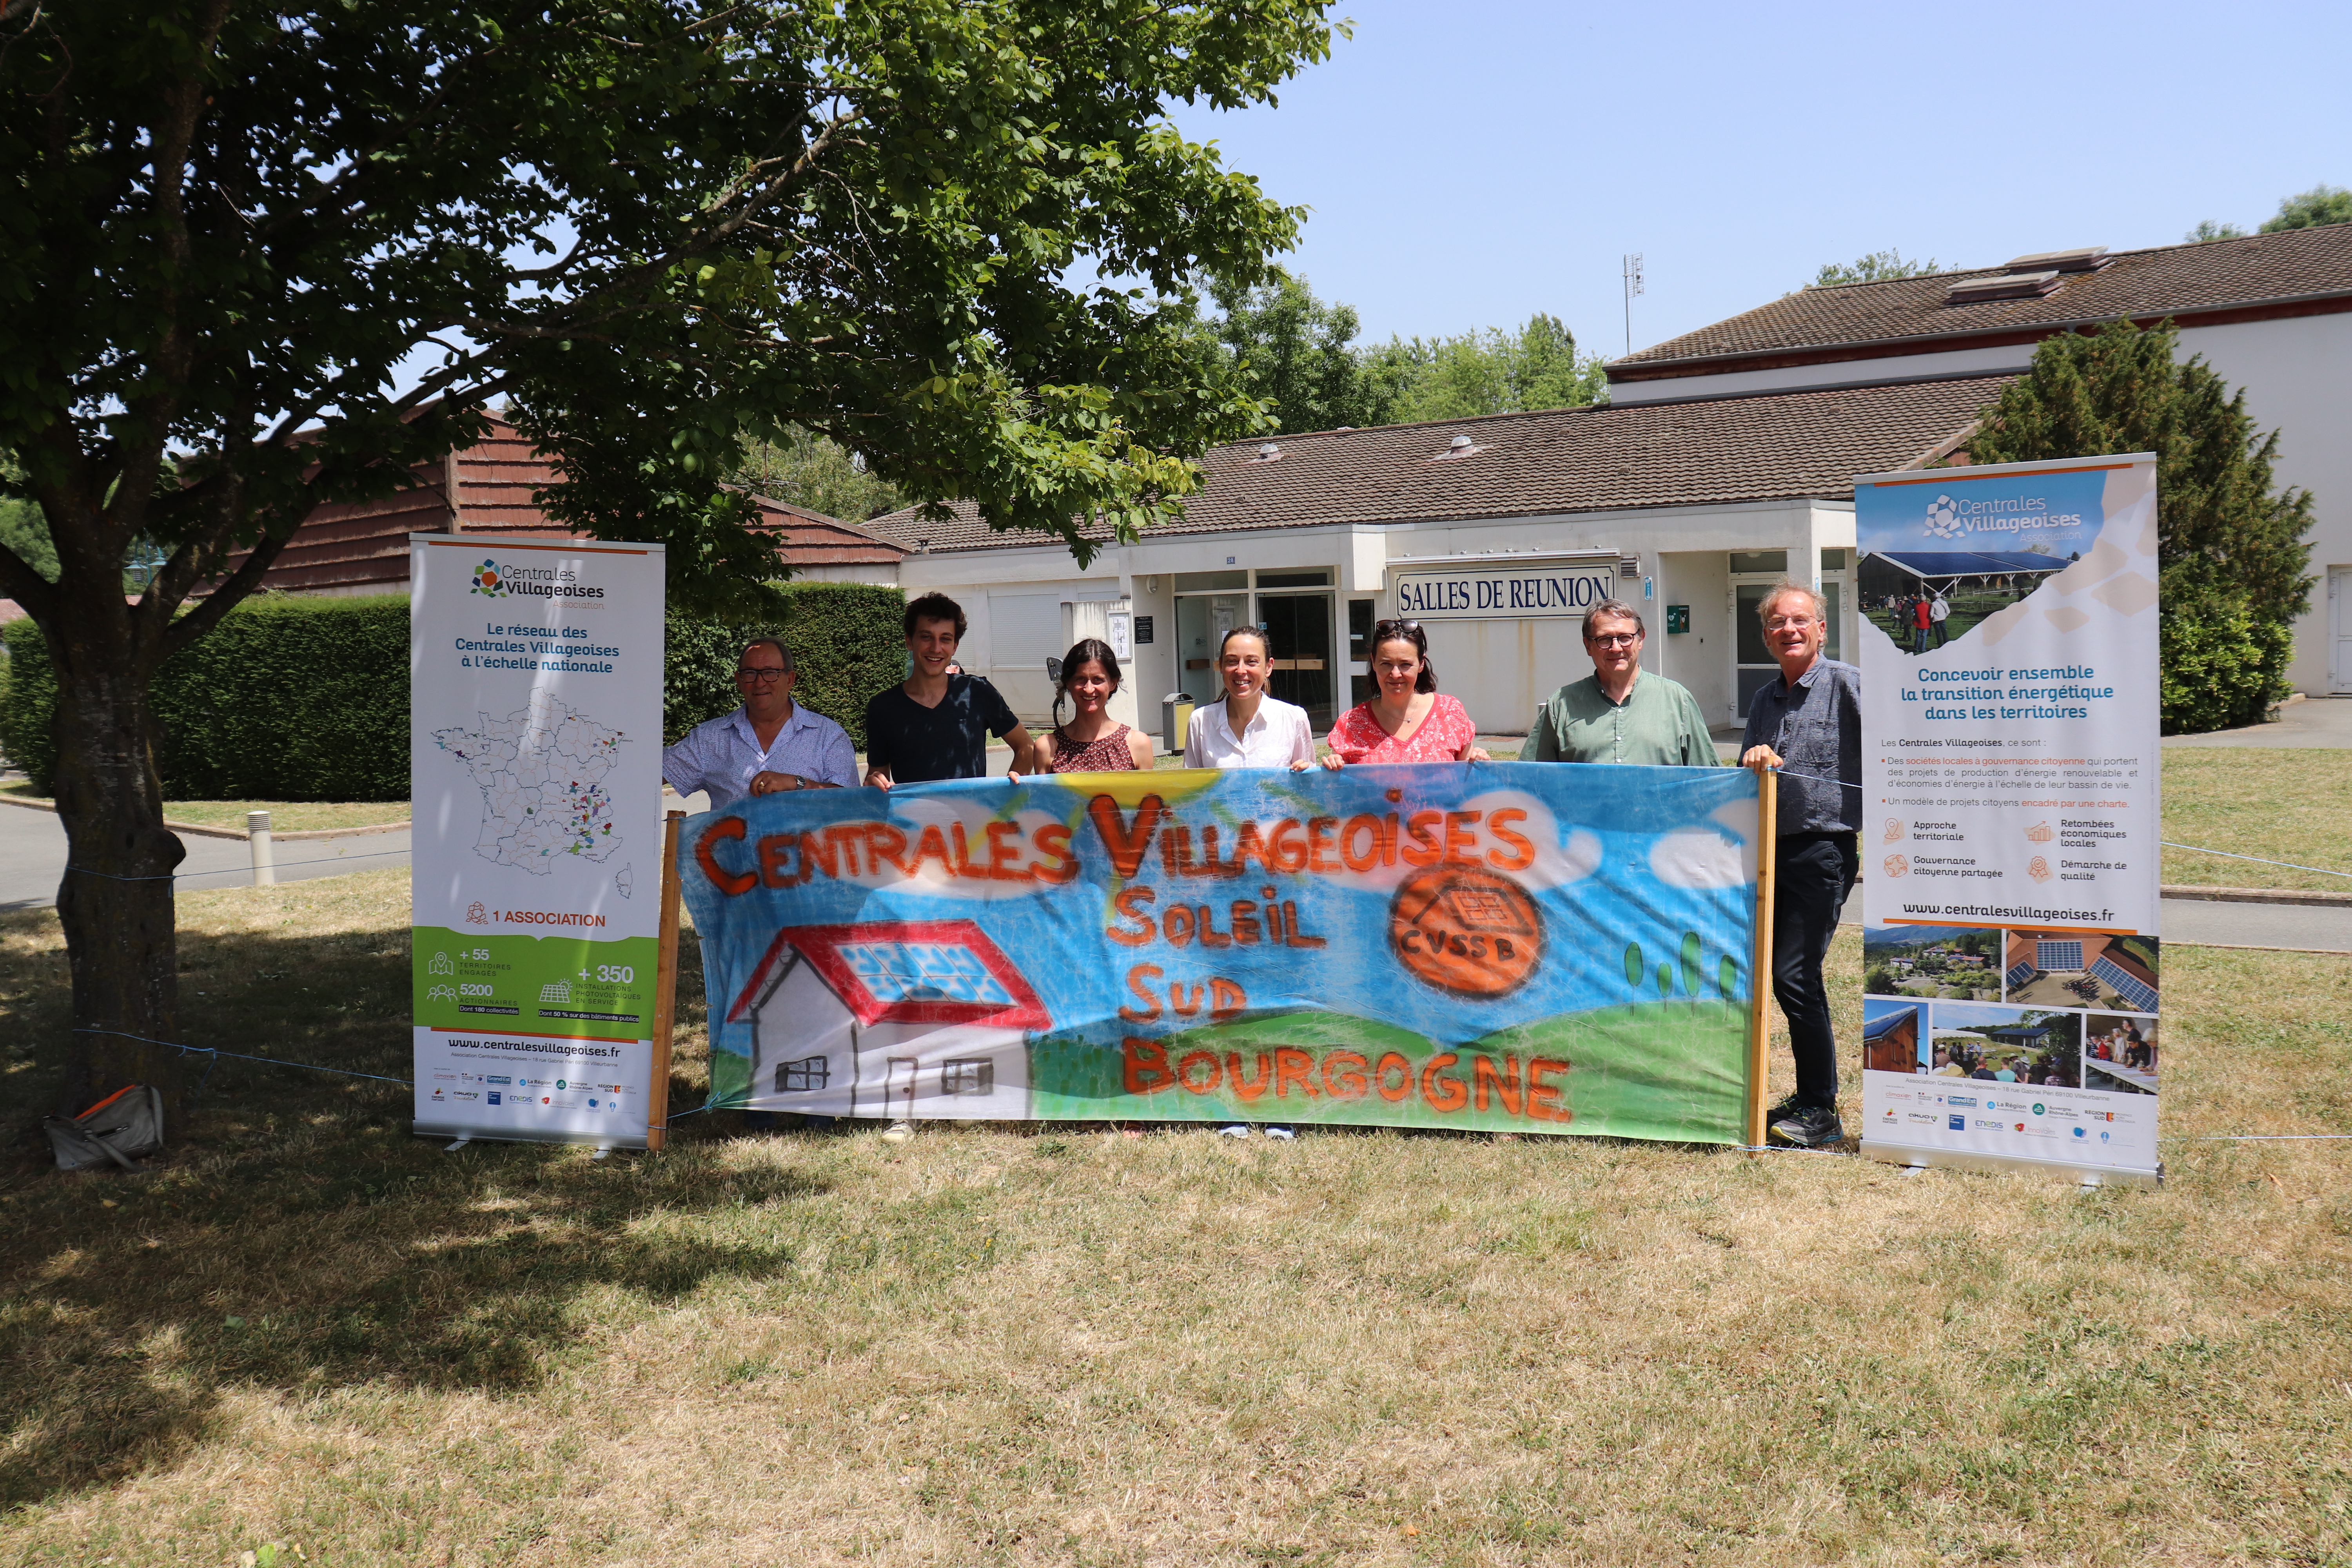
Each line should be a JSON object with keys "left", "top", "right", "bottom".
{"left": 2002, "top": 929, "right": 2160, "bottom": 1013}
{"left": 1859, "top": 547, "right": 2074, "bottom": 649}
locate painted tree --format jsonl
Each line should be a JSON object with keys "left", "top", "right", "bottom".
{"left": 1964, "top": 318, "right": 2315, "bottom": 733}
{"left": 0, "top": 0, "right": 1338, "bottom": 1123}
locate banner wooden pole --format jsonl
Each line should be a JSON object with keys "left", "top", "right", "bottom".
{"left": 1744, "top": 768, "right": 1779, "bottom": 1151}
{"left": 646, "top": 809, "right": 686, "bottom": 1152}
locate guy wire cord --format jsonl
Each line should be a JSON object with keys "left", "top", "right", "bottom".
{"left": 72, "top": 1025, "right": 414, "bottom": 1087}
{"left": 65, "top": 846, "right": 411, "bottom": 882}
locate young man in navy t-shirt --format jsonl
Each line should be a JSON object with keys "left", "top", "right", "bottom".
{"left": 863, "top": 593, "right": 1036, "bottom": 785}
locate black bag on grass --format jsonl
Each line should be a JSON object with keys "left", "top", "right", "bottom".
{"left": 44, "top": 1084, "right": 165, "bottom": 1172}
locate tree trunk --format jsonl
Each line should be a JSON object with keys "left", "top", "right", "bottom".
{"left": 51, "top": 643, "right": 187, "bottom": 1129}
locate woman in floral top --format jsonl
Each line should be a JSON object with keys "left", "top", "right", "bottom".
{"left": 1323, "top": 618, "right": 1491, "bottom": 767}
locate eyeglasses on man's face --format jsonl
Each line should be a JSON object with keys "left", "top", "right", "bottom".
{"left": 735, "top": 666, "right": 789, "bottom": 684}
{"left": 1763, "top": 615, "right": 1818, "bottom": 632}
{"left": 1586, "top": 632, "right": 1640, "bottom": 649}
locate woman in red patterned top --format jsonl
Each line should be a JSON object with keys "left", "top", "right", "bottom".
{"left": 1323, "top": 618, "right": 1490, "bottom": 768}
{"left": 1026, "top": 637, "right": 1156, "bottom": 773}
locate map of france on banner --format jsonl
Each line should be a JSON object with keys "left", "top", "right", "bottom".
{"left": 682, "top": 764, "right": 1764, "bottom": 1142}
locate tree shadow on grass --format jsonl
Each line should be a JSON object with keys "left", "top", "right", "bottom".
{"left": 0, "top": 903, "right": 820, "bottom": 1510}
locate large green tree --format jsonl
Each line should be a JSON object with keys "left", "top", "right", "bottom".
{"left": 1207, "top": 272, "right": 1387, "bottom": 435}
{"left": 0, "top": 0, "right": 1336, "bottom": 1123}
{"left": 728, "top": 427, "right": 905, "bottom": 522}
{"left": 1361, "top": 313, "right": 1609, "bottom": 425}
{"left": 2262, "top": 183, "right": 2352, "bottom": 232}
{"left": 1806, "top": 249, "right": 1944, "bottom": 289}
{"left": 1964, "top": 318, "right": 2315, "bottom": 733}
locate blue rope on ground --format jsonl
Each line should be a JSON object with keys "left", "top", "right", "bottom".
{"left": 65, "top": 846, "right": 411, "bottom": 884}
{"left": 72, "top": 1025, "right": 413, "bottom": 1087}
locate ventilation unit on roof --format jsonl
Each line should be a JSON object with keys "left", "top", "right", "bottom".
{"left": 1432, "top": 434, "right": 1485, "bottom": 461}
{"left": 1251, "top": 442, "right": 1282, "bottom": 463}
{"left": 2003, "top": 246, "right": 2108, "bottom": 274}
{"left": 1944, "top": 271, "right": 2062, "bottom": 304}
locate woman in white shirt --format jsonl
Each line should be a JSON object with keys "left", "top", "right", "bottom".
{"left": 1181, "top": 625, "right": 1309, "bottom": 1143}
{"left": 1182, "top": 626, "right": 1316, "bottom": 770}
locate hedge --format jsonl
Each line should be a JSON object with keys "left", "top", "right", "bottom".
{"left": 665, "top": 582, "right": 907, "bottom": 750}
{"left": 1, "top": 595, "right": 410, "bottom": 800}
{"left": 0, "top": 581, "right": 908, "bottom": 800}
{"left": 2160, "top": 601, "right": 2296, "bottom": 735}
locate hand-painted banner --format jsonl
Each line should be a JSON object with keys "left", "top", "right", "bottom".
{"left": 681, "top": 764, "right": 1762, "bottom": 1142}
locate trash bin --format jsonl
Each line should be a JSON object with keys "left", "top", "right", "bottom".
{"left": 1161, "top": 692, "right": 1194, "bottom": 757}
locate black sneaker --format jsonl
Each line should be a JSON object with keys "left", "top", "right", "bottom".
{"left": 1762, "top": 1093, "right": 1804, "bottom": 1127}
{"left": 1769, "top": 1103, "right": 1845, "bottom": 1148}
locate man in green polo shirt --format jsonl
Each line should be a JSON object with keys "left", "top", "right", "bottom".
{"left": 1526, "top": 599, "right": 1718, "bottom": 766}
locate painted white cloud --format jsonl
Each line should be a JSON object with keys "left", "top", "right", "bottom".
{"left": 1648, "top": 798, "right": 1760, "bottom": 890}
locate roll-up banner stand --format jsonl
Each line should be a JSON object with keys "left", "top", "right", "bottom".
{"left": 1854, "top": 455, "right": 2162, "bottom": 1186}
{"left": 409, "top": 535, "right": 667, "bottom": 1147}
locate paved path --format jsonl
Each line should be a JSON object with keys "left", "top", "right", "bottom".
{"left": 2159, "top": 894, "right": 2352, "bottom": 953}
{"left": 2165, "top": 695, "right": 2352, "bottom": 748}
{"left": 0, "top": 804, "right": 409, "bottom": 911}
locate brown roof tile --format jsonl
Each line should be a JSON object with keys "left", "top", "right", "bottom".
{"left": 1614, "top": 224, "right": 2352, "bottom": 373}
{"left": 864, "top": 375, "right": 2011, "bottom": 555}
{"left": 211, "top": 415, "right": 897, "bottom": 592}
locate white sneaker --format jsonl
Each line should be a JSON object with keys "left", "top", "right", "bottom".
{"left": 1218, "top": 1124, "right": 1252, "bottom": 1138}
{"left": 1263, "top": 1125, "right": 1297, "bottom": 1141}
{"left": 882, "top": 1120, "right": 915, "bottom": 1143}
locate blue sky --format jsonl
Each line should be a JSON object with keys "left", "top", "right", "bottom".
{"left": 1165, "top": 0, "right": 2352, "bottom": 357}
{"left": 1932, "top": 1000, "right": 2047, "bottom": 1032}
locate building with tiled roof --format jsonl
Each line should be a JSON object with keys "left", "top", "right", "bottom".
{"left": 210, "top": 413, "right": 905, "bottom": 597}
{"left": 873, "top": 376, "right": 2007, "bottom": 735}
{"left": 1606, "top": 225, "right": 2352, "bottom": 695}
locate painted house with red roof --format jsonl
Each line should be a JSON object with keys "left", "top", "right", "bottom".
{"left": 726, "top": 919, "right": 1050, "bottom": 1121}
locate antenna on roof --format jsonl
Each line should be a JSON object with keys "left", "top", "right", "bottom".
{"left": 1622, "top": 252, "right": 1644, "bottom": 356}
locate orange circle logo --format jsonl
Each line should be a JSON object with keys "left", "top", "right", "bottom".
{"left": 1388, "top": 865, "right": 1543, "bottom": 999}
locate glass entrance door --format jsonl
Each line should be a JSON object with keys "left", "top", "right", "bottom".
{"left": 1732, "top": 579, "right": 1782, "bottom": 722}
{"left": 1257, "top": 592, "right": 1335, "bottom": 728}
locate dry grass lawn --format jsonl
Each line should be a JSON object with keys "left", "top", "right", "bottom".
{"left": 2159, "top": 748, "right": 2352, "bottom": 893}
{"left": 2, "top": 869, "right": 2350, "bottom": 1565}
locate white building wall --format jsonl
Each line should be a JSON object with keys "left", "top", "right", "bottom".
{"left": 899, "top": 500, "right": 1858, "bottom": 739}
{"left": 2177, "top": 312, "right": 2352, "bottom": 694}
{"left": 1608, "top": 343, "right": 2036, "bottom": 405}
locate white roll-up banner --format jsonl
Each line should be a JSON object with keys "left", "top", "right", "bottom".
{"left": 1854, "top": 456, "right": 2162, "bottom": 1185}
{"left": 409, "top": 535, "right": 666, "bottom": 1146}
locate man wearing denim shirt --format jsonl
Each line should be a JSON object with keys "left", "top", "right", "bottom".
{"left": 1740, "top": 583, "right": 1860, "bottom": 1148}
{"left": 662, "top": 636, "right": 858, "bottom": 808}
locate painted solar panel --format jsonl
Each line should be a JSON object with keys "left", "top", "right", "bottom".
{"left": 2004, "top": 959, "right": 2036, "bottom": 990}
{"left": 2093, "top": 957, "right": 2158, "bottom": 1013}
{"left": 2035, "top": 940, "right": 2084, "bottom": 970}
